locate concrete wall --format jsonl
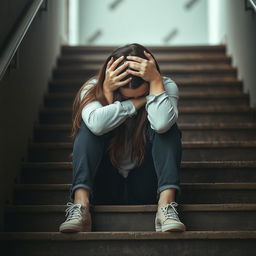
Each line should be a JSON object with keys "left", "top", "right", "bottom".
{"left": 0, "top": 0, "right": 66, "bottom": 231}
{"left": 208, "top": 0, "right": 256, "bottom": 107}
{"left": 77, "top": 0, "right": 208, "bottom": 46}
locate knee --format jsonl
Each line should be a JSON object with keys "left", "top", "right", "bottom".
{"left": 150, "top": 122, "right": 181, "bottom": 141}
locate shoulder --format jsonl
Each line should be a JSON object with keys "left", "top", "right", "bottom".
{"left": 162, "top": 76, "right": 179, "bottom": 99}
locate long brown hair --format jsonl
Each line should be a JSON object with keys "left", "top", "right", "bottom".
{"left": 70, "top": 43, "right": 162, "bottom": 169}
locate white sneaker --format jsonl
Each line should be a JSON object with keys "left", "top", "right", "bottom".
{"left": 59, "top": 202, "right": 92, "bottom": 232}
{"left": 155, "top": 202, "right": 186, "bottom": 232}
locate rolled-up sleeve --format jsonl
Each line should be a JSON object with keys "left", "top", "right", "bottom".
{"left": 145, "top": 76, "right": 179, "bottom": 134}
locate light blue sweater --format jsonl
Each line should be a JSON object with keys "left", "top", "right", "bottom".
{"left": 80, "top": 76, "right": 179, "bottom": 178}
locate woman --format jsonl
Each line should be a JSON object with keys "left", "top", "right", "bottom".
{"left": 59, "top": 43, "right": 186, "bottom": 233}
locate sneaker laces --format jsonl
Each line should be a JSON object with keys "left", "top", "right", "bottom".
{"left": 162, "top": 202, "right": 180, "bottom": 221}
{"left": 65, "top": 202, "right": 83, "bottom": 221}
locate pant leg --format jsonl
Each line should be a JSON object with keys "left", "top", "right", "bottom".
{"left": 125, "top": 122, "right": 183, "bottom": 204}
{"left": 92, "top": 147, "right": 126, "bottom": 205}
{"left": 68, "top": 120, "right": 124, "bottom": 204}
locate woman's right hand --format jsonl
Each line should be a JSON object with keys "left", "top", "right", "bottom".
{"left": 103, "top": 56, "right": 132, "bottom": 94}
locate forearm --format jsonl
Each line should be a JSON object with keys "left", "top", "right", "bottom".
{"left": 149, "top": 75, "right": 165, "bottom": 95}
{"left": 104, "top": 91, "right": 114, "bottom": 104}
{"left": 81, "top": 100, "right": 137, "bottom": 135}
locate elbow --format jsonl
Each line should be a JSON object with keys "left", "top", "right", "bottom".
{"left": 153, "top": 113, "right": 178, "bottom": 134}
{"left": 89, "top": 125, "right": 106, "bottom": 136}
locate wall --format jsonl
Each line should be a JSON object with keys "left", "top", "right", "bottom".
{"left": 208, "top": 0, "right": 256, "bottom": 107}
{"left": 77, "top": 0, "right": 208, "bottom": 46}
{"left": 0, "top": 0, "right": 32, "bottom": 51}
{"left": 0, "top": 0, "right": 66, "bottom": 231}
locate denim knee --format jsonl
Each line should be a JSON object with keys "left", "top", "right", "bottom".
{"left": 68, "top": 121, "right": 113, "bottom": 203}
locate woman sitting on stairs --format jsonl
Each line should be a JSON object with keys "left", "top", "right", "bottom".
{"left": 59, "top": 43, "right": 186, "bottom": 233}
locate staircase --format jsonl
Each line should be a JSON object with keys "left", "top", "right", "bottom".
{"left": 1, "top": 45, "right": 256, "bottom": 255}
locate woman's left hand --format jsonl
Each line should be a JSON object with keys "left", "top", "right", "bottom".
{"left": 126, "top": 51, "right": 162, "bottom": 83}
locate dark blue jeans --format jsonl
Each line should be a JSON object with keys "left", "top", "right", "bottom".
{"left": 68, "top": 120, "right": 183, "bottom": 205}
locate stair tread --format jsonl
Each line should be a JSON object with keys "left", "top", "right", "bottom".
{"left": 59, "top": 55, "right": 231, "bottom": 62}
{"left": 14, "top": 183, "right": 256, "bottom": 190}
{"left": 50, "top": 79, "right": 241, "bottom": 85}
{"left": 21, "top": 160, "right": 256, "bottom": 168}
{"left": 28, "top": 141, "right": 256, "bottom": 148}
{"left": 45, "top": 92, "right": 249, "bottom": 99}
{"left": 1, "top": 231, "right": 256, "bottom": 240}
{"left": 61, "top": 45, "right": 226, "bottom": 52}
{"left": 53, "top": 66, "right": 236, "bottom": 73}
{"left": 5, "top": 204, "right": 256, "bottom": 213}
{"left": 40, "top": 105, "right": 253, "bottom": 113}
{"left": 34, "top": 123, "right": 256, "bottom": 130}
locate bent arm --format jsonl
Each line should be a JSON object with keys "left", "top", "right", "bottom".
{"left": 145, "top": 76, "right": 179, "bottom": 133}
{"left": 81, "top": 100, "right": 137, "bottom": 135}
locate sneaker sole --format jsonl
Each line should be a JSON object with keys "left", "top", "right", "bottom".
{"left": 59, "top": 223, "right": 91, "bottom": 233}
{"left": 156, "top": 223, "right": 186, "bottom": 232}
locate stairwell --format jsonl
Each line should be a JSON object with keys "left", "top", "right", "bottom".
{"left": 1, "top": 45, "right": 256, "bottom": 255}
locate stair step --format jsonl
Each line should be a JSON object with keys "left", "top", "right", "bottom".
{"left": 39, "top": 106, "right": 255, "bottom": 124}
{"left": 57, "top": 55, "right": 232, "bottom": 66}
{"left": 33, "top": 122, "right": 256, "bottom": 142}
{"left": 49, "top": 79, "right": 243, "bottom": 93}
{"left": 13, "top": 183, "right": 256, "bottom": 204}
{"left": 43, "top": 92, "right": 249, "bottom": 108}
{"left": 20, "top": 160, "right": 256, "bottom": 184}
{"left": 4, "top": 204, "right": 256, "bottom": 232}
{"left": 49, "top": 79, "right": 243, "bottom": 94}
{"left": 52, "top": 66, "right": 237, "bottom": 80}
{"left": 27, "top": 141, "right": 256, "bottom": 162}
{"left": 1, "top": 231, "right": 255, "bottom": 256}
{"left": 61, "top": 45, "right": 227, "bottom": 54}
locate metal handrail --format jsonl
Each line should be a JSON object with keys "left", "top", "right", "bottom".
{"left": 0, "top": 0, "right": 45, "bottom": 81}
{"left": 247, "top": 0, "right": 256, "bottom": 12}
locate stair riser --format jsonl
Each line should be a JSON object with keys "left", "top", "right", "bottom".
{"left": 39, "top": 113, "right": 254, "bottom": 124}
{"left": 20, "top": 167, "right": 256, "bottom": 184}
{"left": 44, "top": 98, "right": 249, "bottom": 108}
{"left": 52, "top": 72, "right": 237, "bottom": 80}
{"left": 57, "top": 59, "right": 231, "bottom": 66}
{"left": 33, "top": 129, "right": 256, "bottom": 143}
{"left": 1, "top": 239, "right": 255, "bottom": 256}
{"left": 13, "top": 189, "right": 256, "bottom": 205}
{"left": 5, "top": 211, "right": 256, "bottom": 232}
{"left": 27, "top": 147, "right": 256, "bottom": 162}
{"left": 61, "top": 48, "right": 226, "bottom": 55}
{"left": 49, "top": 83, "right": 243, "bottom": 94}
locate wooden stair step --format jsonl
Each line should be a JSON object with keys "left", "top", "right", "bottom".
{"left": 27, "top": 141, "right": 256, "bottom": 162}
{"left": 38, "top": 106, "right": 256, "bottom": 125}
{"left": 57, "top": 55, "right": 232, "bottom": 65}
{"left": 13, "top": 183, "right": 256, "bottom": 204}
{"left": 4, "top": 204, "right": 256, "bottom": 232}
{"left": 53, "top": 64, "right": 235, "bottom": 71}
{"left": 49, "top": 79, "right": 243, "bottom": 94}
{"left": 43, "top": 92, "right": 250, "bottom": 108}
{"left": 33, "top": 122, "right": 256, "bottom": 142}
{"left": 61, "top": 45, "right": 226, "bottom": 54}
{"left": 20, "top": 160, "right": 256, "bottom": 184}
{"left": 1, "top": 231, "right": 255, "bottom": 256}
{"left": 52, "top": 66, "right": 237, "bottom": 80}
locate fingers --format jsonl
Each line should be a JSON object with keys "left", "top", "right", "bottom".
{"left": 106, "top": 57, "right": 114, "bottom": 69}
{"left": 116, "top": 77, "right": 132, "bottom": 87}
{"left": 109, "top": 56, "right": 125, "bottom": 71}
{"left": 115, "top": 68, "right": 130, "bottom": 80}
{"left": 113, "top": 61, "right": 129, "bottom": 76}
